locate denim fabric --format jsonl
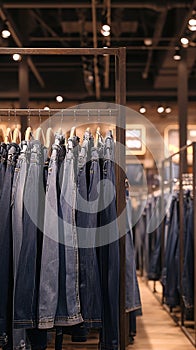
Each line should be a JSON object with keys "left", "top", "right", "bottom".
{"left": 55, "top": 138, "right": 83, "bottom": 326}
{"left": 0, "top": 143, "right": 7, "bottom": 199}
{"left": 0, "top": 143, "right": 19, "bottom": 348}
{"left": 97, "top": 135, "right": 120, "bottom": 350}
{"left": 182, "top": 195, "right": 194, "bottom": 310}
{"left": 26, "top": 328, "right": 47, "bottom": 350}
{"left": 39, "top": 135, "right": 66, "bottom": 329}
{"left": 76, "top": 143, "right": 102, "bottom": 328}
{"left": 162, "top": 195, "right": 180, "bottom": 307}
{"left": 125, "top": 197, "right": 142, "bottom": 313}
{"left": 133, "top": 207, "right": 146, "bottom": 275}
{"left": 14, "top": 140, "right": 45, "bottom": 328}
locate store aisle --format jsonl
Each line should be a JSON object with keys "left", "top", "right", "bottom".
{"left": 129, "top": 278, "right": 194, "bottom": 350}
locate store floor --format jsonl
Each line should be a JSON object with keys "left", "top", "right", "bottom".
{"left": 129, "top": 277, "right": 194, "bottom": 350}
{"left": 48, "top": 277, "right": 194, "bottom": 349}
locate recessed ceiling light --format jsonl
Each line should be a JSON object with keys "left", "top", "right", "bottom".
{"left": 102, "top": 24, "right": 110, "bottom": 32}
{"left": 144, "top": 38, "right": 152, "bottom": 46}
{"left": 1, "top": 29, "right": 11, "bottom": 39}
{"left": 139, "top": 106, "right": 146, "bottom": 114}
{"left": 180, "top": 37, "right": 189, "bottom": 47}
{"left": 56, "top": 95, "right": 63, "bottom": 103}
{"left": 12, "top": 53, "right": 22, "bottom": 61}
{"left": 165, "top": 107, "right": 172, "bottom": 114}
{"left": 157, "top": 106, "right": 164, "bottom": 113}
{"left": 43, "top": 106, "right": 50, "bottom": 111}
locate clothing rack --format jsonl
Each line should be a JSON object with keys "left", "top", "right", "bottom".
{"left": 159, "top": 142, "right": 196, "bottom": 347}
{"left": 0, "top": 47, "right": 127, "bottom": 349}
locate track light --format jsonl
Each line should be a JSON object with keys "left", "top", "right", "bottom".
{"left": 188, "top": 11, "right": 196, "bottom": 31}
{"left": 180, "top": 37, "right": 189, "bottom": 47}
{"left": 144, "top": 38, "right": 152, "bottom": 46}
{"left": 165, "top": 107, "right": 172, "bottom": 114}
{"left": 101, "top": 27, "right": 110, "bottom": 37}
{"left": 157, "top": 106, "right": 164, "bottom": 114}
{"left": 173, "top": 47, "right": 181, "bottom": 61}
{"left": 43, "top": 106, "right": 50, "bottom": 111}
{"left": 139, "top": 106, "right": 146, "bottom": 114}
{"left": 1, "top": 29, "right": 11, "bottom": 39}
{"left": 12, "top": 53, "right": 22, "bottom": 61}
{"left": 56, "top": 95, "right": 63, "bottom": 103}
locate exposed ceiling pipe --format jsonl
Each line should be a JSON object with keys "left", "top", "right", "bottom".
{"left": 91, "top": 0, "right": 101, "bottom": 100}
{"left": 3, "top": 2, "right": 192, "bottom": 11}
{"left": 0, "top": 7, "right": 45, "bottom": 88}
{"left": 143, "top": 9, "right": 168, "bottom": 79}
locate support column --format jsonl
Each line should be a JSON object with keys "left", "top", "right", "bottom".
{"left": 19, "top": 56, "right": 29, "bottom": 135}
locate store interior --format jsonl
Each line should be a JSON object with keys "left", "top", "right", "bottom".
{"left": 0, "top": 1, "right": 196, "bottom": 350}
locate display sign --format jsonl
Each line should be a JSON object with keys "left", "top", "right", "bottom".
{"left": 126, "top": 124, "right": 146, "bottom": 155}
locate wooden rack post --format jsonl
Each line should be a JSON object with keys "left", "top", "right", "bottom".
{"left": 0, "top": 47, "right": 127, "bottom": 350}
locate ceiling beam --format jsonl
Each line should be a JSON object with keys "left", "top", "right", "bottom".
{"left": 3, "top": 2, "right": 191, "bottom": 11}
{"left": 0, "top": 7, "right": 45, "bottom": 88}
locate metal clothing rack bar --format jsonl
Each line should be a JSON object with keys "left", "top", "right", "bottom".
{"left": 0, "top": 46, "right": 127, "bottom": 349}
{"left": 160, "top": 142, "right": 196, "bottom": 347}
{"left": 0, "top": 108, "right": 119, "bottom": 116}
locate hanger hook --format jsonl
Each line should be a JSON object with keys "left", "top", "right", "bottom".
{"left": 39, "top": 109, "right": 41, "bottom": 125}
{"left": 8, "top": 109, "right": 11, "bottom": 122}
{"left": 61, "top": 109, "right": 64, "bottom": 128}
{"left": 98, "top": 109, "right": 100, "bottom": 122}
{"left": 28, "top": 108, "right": 31, "bottom": 127}
{"left": 73, "top": 109, "right": 76, "bottom": 123}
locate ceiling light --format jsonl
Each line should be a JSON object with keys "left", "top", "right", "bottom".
{"left": 12, "top": 53, "right": 22, "bottom": 61}
{"left": 102, "top": 24, "right": 110, "bottom": 32}
{"left": 144, "top": 38, "right": 152, "bottom": 46}
{"left": 56, "top": 95, "right": 63, "bottom": 103}
{"left": 1, "top": 29, "right": 11, "bottom": 39}
{"left": 180, "top": 37, "right": 189, "bottom": 47}
{"left": 173, "top": 47, "right": 181, "bottom": 60}
{"left": 43, "top": 106, "right": 50, "bottom": 111}
{"left": 101, "top": 28, "right": 110, "bottom": 37}
{"left": 157, "top": 106, "right": 164, "bottom": 114}
{"left": 188, "top": 12, "right": 196, "bottom": 31}
{"left": 139, "top": 106, "right": 146, "bottom": 114}
{"left": 165, "top": 107, "right": 172, "bottom": 114}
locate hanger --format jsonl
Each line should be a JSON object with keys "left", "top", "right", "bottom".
{"left": 45, "top": 127, "right": 55, "bottom": 157}
{"left": 25, "top": 126, "right": 33, "bottom": 141}
{"left": 0, "top": 128, "right": 5, "bottom": 143}
{"left": 12, "top": 126, "right": 21, "bottom": 144}
{"left": 35, "top": 126, "right": 45, "bottom": 145}
{"left": 5, "top": 127, "right": 12, "bottom": 143}
{"left": 70, "top": 126, "right": 76, "bottom": 139}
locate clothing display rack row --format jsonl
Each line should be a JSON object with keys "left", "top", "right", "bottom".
{"left": 0, "top": 47, "right": 128, "bottom": 350}
{"left": 149, "top": 142, "right": 196, "bottom": 347}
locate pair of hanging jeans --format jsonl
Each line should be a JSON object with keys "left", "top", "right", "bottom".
{"left": 14, "top": 140, "right": 45, "bottom": 329}
{"left": 125, "top": 197, "right": 142, "bottom": 313}
{"left": 162, "top": 195, "right": 180, "bottom": 307}
{"left": 0, "top": 143, "right": 19, "bottom": 349}
{"left": 97, "top": 136, "right": 120, "bottom": 350}
{"left": 76, "top": 146, "right": 102, "bottom": 328}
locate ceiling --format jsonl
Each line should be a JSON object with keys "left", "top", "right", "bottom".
{"left": 0, "top": 0, "right": 196, "bottom": 104}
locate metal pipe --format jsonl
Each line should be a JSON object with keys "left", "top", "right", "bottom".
{"left": 0, "top": 108, "right": 119, "bottom": 116}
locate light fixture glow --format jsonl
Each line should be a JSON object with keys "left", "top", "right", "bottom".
{"left": 188, "top": 24, "right": 196, "bottom": 31}
{"left": 188, "top": 18, "right": 196, "bottom": 27}
{"left": 56, "top": 95, "right": 63, "bottom": 103}
{"left": 1, "top": 29, "right": 11, "bottom": 39}
{"left": 102, "top": 24, "right": 110, "bottom": 32}
{"left": 101, "top": 28, "right": 110, "bottom": 37}
{"left": 165, "top": 107, "right": 172, "bottom": 114}
{"left": 180, "top": 37, "right": 189, "bottom": 46}
{"left": 43, "top": 106, "right": 50, "bottom": 111}
{"left": 144, "top": 38, "right": 152, "bottom": 46}
{"left": 173, "top": 47, "right": 181, "bottom": 60}
{"left": 157, "top": 106, "right": 164, "bottom": 114}
{"left": 139, "top": 106, "right": 146, "bottom": 114}
{"left": 12, "top": 53, "right": 22, "bottom": 61}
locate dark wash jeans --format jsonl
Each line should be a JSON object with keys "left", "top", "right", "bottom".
{"left": 14, "top": 141, "right": 45, "bottom": 329}
{"left": 97, "top": 136, "right": 120, "bottom": 350}
{"left": 0, "top": 143, "right": 19, "bottom": 349}
{"left": 76, "top": 146, "right": 102, "bottom": 328}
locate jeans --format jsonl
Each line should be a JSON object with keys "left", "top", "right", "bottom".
{"left": 54, "top": 139, "right": 82, "bottom": 327}
{"left": 0, "top": 143, "right": 7, "bottom": 199}
{"left": 39, "top": 137, "right": 69, "bottom": 329}
{"left": 125, "top": 197, "right": 142, "bottom": 313}
{"left": 162, "top": 195, "right": 180, "bottom": 307}
{"left": 14, "top": 140, "right": 45, "bottom": 328}
{"left": 76, "top": 145, "right": 102, "bottom": 328}
{"left": 0, "top": 143, "right": 19, "bottom": 349}
{"left": 97, "top": 135, "right": 120, "bottom": 350}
